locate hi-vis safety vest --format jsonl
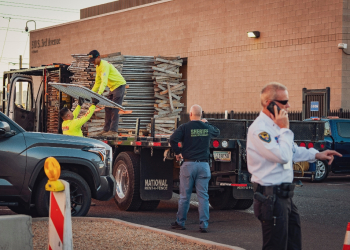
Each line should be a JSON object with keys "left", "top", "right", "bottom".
{"left": 62, "top": 105, "right": 96, "bottom": 137}
{"left": 91, "top": 59, "right": 126, "bottom": 95}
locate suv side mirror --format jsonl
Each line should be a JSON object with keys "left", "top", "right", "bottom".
{"left": 0, "top": 121, "right": 11, "bottom": 137}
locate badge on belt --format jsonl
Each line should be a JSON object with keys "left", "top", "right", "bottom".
{"left": 258, "top": 132, "right": 271, "bottom": 143}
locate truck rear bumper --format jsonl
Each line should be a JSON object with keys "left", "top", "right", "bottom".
{"left": 95, "top": 175, "right": 116, "bottom": 201}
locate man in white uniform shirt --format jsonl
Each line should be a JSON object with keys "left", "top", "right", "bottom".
{"left": 247, "top": 82, "right": 341, "bottom": 250}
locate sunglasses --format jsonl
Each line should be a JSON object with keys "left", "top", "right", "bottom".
{"left": 274, "top": 100, "right": 289, "bottom": 105}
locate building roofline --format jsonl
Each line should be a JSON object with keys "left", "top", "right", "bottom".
{"left": 30, "top": 0, "right": 172, "bottom": 33}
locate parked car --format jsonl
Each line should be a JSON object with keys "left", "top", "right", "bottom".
{"left": 303, "top": 117, "right": 350, "bottom": 182}
{"left": 0, "top": 111, "right": 115, "bottom": 217}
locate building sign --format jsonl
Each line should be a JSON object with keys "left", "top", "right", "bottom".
{"left": 310, "top": 101, "right": 319, "bottom": 112}
{"left": 31, "top": 38, "right": 61, "bottom": 53}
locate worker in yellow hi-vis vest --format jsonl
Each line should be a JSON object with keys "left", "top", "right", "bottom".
{"left": 60, "top": 97, "right": 99, "bottom": 137}
{"left": 88, "top": 49, "right": 126, "bottom": 138}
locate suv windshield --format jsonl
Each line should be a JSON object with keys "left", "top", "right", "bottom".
{"left": 337, "top": 122, "right": 350, "bottom": 138}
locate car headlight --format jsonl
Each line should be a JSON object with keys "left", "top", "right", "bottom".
{"left": 83, "top": 147, "right": 106, "bottom": 162}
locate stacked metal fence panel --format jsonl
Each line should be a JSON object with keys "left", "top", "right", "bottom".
{"left": 119, "top": 55, "right": 155, "bottom": 133}
{"left": 152, "top": 56, "right": 185, "bottom": 135}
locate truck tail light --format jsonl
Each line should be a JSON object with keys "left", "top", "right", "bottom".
{"left": 320, "top": 143, "right": 325, "bottom": 149}
{"left": 308, "top": 142, "right": 314, "bottom": 148}
{"left": 153, "top": 142, "right": 162, "bottom": 147}
{"left": 213, "top": 140, "right": 220, "bottom": 148}
{"left": 135, "top": 141, "right": 142, "bottom": 146}
{"left": 299, "top": 142, "right": 306, "bottom": 147}
{"left": 222, "top": 140, "right": 228, "bottom": 148}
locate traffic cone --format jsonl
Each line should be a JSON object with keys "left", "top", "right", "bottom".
{"left": 344, "top": 222, "right": 350, "bottom": 250}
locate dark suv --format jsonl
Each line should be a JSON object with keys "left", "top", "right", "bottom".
{"left": 0, "top": 111, "right": 115, "bottom": 217}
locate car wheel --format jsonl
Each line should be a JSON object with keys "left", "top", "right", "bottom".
{"left": 209, "top": 187, "right": 238, "bottom": 210}
{"left": 35, "top": 170, "right": 91, "bottom": 217}
{"left": 312, "top": 160, "right": 329, "bottom": 182}
{"left": 113, "top": 152, "right": 142, "bottom": 211}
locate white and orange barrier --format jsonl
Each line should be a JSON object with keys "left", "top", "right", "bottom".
{"left": 44, "top": 157, "right": 73, "bottom": 250}
{"left": 344, "top": 222, "right": 350, "bottom": 250}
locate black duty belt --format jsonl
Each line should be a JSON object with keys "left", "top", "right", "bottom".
{"left": 253, "top": 183, "right": 295, "bottom": 198}
{"left": 184, "top": 159, "right": 208, "bottom": 162}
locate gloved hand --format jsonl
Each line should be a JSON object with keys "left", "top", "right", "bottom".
{"left": 91, "top": 97, "right": 99, "bottom": 105}
{"left": 78, "top": 97, "right": 85, "bottom": 106}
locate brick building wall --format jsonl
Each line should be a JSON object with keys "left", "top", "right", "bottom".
{"left": 30, "top": 0, "right": 345, "bottom": 112}
{"left": 342, "top": 0, "right": 350, "bottom": 109}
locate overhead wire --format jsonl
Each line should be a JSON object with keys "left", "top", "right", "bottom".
{"left": 1, "top": 57, "right": 29, "bottom": 60}
{"left": 0, "top": 13, "right": 72, "bottom": 22}
{"left": 0, "top": 0, "right": 79, "bottom": 11}
{"left": 0, "top": 27, "right": 26, "bottom": 33}
{"left": 0, "top": 1, "right": 80, "bottom": 74}
{"left": 0, "top": 16, "right": 62, "bottom": 23}
{"left": 0, "top": 27, "right": 23, "bottom": 30}
{"left": 0, "top": 1, "right": 79, "bottom": 13}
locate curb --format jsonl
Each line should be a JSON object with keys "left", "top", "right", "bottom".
{"left": 33, "top": 217, "right": 245, "bottom": 250}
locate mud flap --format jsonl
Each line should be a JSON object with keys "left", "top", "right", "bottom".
{"left": 140, "top": 148, "right": 173, "bottom": 200}
{"left": 232, "top": 185, "right": 254, "bottom": 199}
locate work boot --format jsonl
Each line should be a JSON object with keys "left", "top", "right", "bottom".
{"left": 103, "top": 131, "right": 119, "bottom": 138}
{"left": 199, "top": 228, "right": 208, "bottom": 233}
{"left": 95, "top": 130, "right": 108, "bottom": 137}
{"left": 171, "top": 221, "right": 186, "bottom": 230}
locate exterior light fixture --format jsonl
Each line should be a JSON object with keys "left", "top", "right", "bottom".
{"left": 25, "top": 20, "right": 36, "bottom": 32}
{"left": 247, "top": 31, "right": 260, "bottom": 38}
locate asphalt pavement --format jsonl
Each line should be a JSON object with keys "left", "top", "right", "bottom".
{"left": 1, "top": 174, "right": 349, "bottom": 250}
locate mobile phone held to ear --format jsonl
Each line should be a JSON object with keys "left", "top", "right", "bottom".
{"left": 267, "top": 101, "right": 281, "bottom": 117}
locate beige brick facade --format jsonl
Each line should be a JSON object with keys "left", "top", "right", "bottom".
{"left": 30, "top": 0, "right": 346, "bottom": 112}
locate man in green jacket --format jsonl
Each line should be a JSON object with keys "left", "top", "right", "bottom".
{"left": 60, "top": 97, "right": 99, "bottom": 137}
{"left": 88, "top": 50, "right": 126, "bottom": 138}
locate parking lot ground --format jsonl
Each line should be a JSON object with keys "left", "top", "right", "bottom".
{"left": 1, "top": 175, "right": 349, "bottom": 250}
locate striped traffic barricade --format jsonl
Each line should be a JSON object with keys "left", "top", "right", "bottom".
{"left": 44, "top": 157, "right": 73, "bottom": 250}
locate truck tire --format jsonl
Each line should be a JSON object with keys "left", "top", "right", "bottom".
{"left": 139, "top": 200, "right": 160, "bottom": 211}
{"left": 35, "top": 170, "right": 92, "bottom": 217}
{"left": 113, "top": 152, "right": 142, "bottom": 211}
{"left": 232, "top": 199, "right": 253, "bottom": 210}
{"left": 312, "top": 160, "right": 329, "bottom": 182}
{"left": 209, "top": 188, "right": 238, "bottom": 210}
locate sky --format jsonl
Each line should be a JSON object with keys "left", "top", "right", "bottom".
{"left": 0, "top": 0, "right": 114, "bottom": 84}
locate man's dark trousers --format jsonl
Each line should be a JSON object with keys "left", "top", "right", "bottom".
{"left": 104, "top": 84, "right": 125, "bottom": 132}
{"left": 254, "top": 195, "right": 301, "bottom": 250}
